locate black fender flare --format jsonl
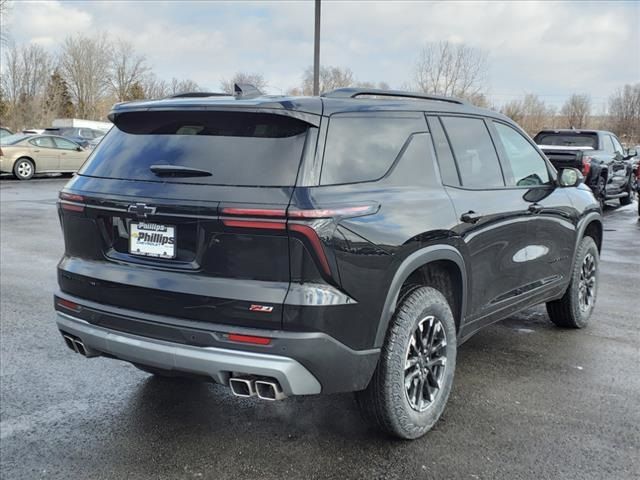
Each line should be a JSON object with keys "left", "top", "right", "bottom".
{"left": 572, "top": 212, "right": 603, "bottom": 264}
{"left": 373, "top": 245, "right": 468, "bottom": 347}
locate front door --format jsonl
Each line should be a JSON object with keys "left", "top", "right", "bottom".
{"left": 28, "top": 136, "right": 59, "bottom": 170}
{"left": 53, "top": 137, "right": 87, "bottom": 171}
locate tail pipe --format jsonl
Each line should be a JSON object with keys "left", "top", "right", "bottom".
{"left": 229, "top": 375, "right": 287, "bottom": 400}
{"left": 60, "top": 332, "right": 97, "bottom": 357}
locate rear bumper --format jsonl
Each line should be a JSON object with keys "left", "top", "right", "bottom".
{"left": 54, "top": 293, "right": 380, "bottom": 394}
{"left": 57, "top": 312, "right": 321, "bottom": 395}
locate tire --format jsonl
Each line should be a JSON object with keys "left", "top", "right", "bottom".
{"left": 13, "top": 157, "right": 35, "bottom": 180}
{"left": 546, "top": 236, "right": 599, "bottom": 328}
{"left": 595, "top": 175, "right": 606, "bottom": 210}
{"left": 620, "top": 175, "right": 634, "bottom": 206}
{"left": 356, "top": 286, "right": 457, "bottom": 439}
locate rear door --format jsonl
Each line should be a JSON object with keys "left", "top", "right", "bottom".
{"left": 59, "top": 110, "right": 316, "bottom": 330}
{"left": 28, "top": 136, "right": 59, "bottom": 170}
{"left": 54, "top": 137, "right": 87, "bottom": 170}
{"left": 433, "top": 115, "right": 542, "bottom": 326}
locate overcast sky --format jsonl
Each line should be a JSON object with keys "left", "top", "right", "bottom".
{"left": 3, "top": 0, "right": 639, "bottom": 109}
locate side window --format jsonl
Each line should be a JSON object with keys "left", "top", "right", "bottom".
{"left": 610, "top": 135, "right": 624, "bottom": 155}
{"left": 426, "top": 116, "right": 460, "bottom": 186}
{"left": 493, "top": 122, "right": 551, "bottom": 187}
{"left": 440, "top": 116, "right": 504, "bottom": 188}
{"left": 29, "top": 137, "right": 56, "bottom": 148}
{"left": 53, "top": 137, "right": 79, "bottom": 150}
{"left": 602, "top": 135, "right": 615, "bottom": 154}
{"left": 321, "top": 114, "right": 426, "bottom": 185}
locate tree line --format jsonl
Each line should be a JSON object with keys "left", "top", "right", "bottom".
{"left": 0, "top": 33, "right": 638, "bottom": 144}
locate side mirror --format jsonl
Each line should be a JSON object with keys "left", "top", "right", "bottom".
{"left": 558, "top": 168, "right": 583, "bottom": 188}
{"left": 625, "top": 148, "right": 637, "bottom": 159}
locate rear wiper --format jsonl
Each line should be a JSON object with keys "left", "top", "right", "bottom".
{"left": 149, "top": 164, "right": 212, "bottom": 177}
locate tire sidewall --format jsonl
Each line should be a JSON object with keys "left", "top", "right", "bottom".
{"left": 567, "top": 237, "right": 599, "bottom": 328}
{"left": 14, "top": 158, "right": 34, "bottom": 180}
{"left": 383, "top": 287, "right": 457, "bottom": 439}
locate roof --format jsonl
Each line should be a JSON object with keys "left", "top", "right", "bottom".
{"left": 109, "top": 88, "right": 510, "bottom": 125}
{"left": 536, "top": 129, "right": 614, "bottom": 136}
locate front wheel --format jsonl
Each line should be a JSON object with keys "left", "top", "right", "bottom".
{"left": 356, "top": 286, "right": 457, "bottom": 439}
{"left": 13, "top": 158, "right": 35, "bottom": 180}
{"left": 546, "top": 236, "right": 599, "bottom": 328}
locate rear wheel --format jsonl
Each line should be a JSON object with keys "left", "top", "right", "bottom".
{"left": 546, "top": 236, "right": 599, "bottom": 328}
{"left": 356, "top": 286, "right": 457, "bottom": 439}
{"left": 620, "top": 175, "right": 634, "bottom": 206}
{"left": 595, "top": 176, "right": 606, "bottom": 210}
{"left": 13, "top": 158, "right": 35, "bottom": 180}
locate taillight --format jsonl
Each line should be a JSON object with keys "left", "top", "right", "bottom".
{"left": 221, "top": 204, "right": 378, "bottom": 278}
{"left": 58, "top": 192, "right": 85, "bottom": 212}
{"left": 227, "top": 333, "right": 272, "bottom": 345}
{"left": 56, "top": 298, "right": 81, "bottom": 312}
{"left": 582, "top": 156, "right": 592, "bottom": 177}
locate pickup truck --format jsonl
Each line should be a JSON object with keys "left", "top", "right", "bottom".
{"left": 534, "top": 129, "right": 637, "bottom": 208}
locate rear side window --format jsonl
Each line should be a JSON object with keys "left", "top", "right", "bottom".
{"left": 78, "top": 111, "right": 310, "bottom": 186}
{"left": 441, "top": 116, "right": 504, "bottom": 188}
{"left": 320, "top": 114, "right": 426, "bottom": 185}
{"left": 54, "top": 137, "right": 79, "bottom": 150}
{"left": 29, "top": 137, "right": 56, "bottom": 148}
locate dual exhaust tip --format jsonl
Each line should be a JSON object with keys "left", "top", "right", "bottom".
{"left": 229, "top": 376, "right": 287, "bottom": 401}
{"left": 61, "top": 332, "right": 98, "bottom": 358}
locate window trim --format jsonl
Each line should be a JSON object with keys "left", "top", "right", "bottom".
{"left": 488, "top": 119, "right": 555, "bottom": 189}
{"left": 426, "top": 115, "right": 461, "bottom": 187}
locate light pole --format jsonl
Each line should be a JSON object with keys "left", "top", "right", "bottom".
{"left": 313, "top": 0, "right": 321, "bottom": 96}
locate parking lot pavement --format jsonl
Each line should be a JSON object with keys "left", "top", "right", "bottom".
{"left": 1, "top": 177, "right": 638, "bottom": 480}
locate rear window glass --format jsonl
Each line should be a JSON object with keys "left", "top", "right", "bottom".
{"left": 534, "top": 133, "right": 597, "bottom": 149}
{"left": 320, "top": 114, "right": 426, "bottom": 185}
{"left": 78, "top": 111, "right": 310, "bottom": 186}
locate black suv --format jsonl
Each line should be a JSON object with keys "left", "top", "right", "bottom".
{"left": 534, "top": 129, "right": 637, "bottom": 208}
{"left": 55, "top": 87, "right": 603, "bottom": 439}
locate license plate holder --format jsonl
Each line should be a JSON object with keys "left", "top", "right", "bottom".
{"left": 129, "top": 222, "right": 176, "bottom": 259}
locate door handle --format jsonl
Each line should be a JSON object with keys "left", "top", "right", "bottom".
{"left": 461, "top": 211, "right": 482, "bottom": 224}
{"left": 528, "top": 203, "right": 544, "bottom": 214}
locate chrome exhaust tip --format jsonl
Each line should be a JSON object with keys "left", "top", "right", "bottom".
{"left": 229, "top": 377, "right": 256, "bottom": 397}
{"left": 74, "top": 340, "right": 87, "bottom": 356}
{"left": 62, "top": 334, "right": 78, "bottom": 352}
{"left": 255, "top": 380, "right": 287, "bottom": 401}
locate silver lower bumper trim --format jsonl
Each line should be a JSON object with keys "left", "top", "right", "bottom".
{"left": 56, "top": 312, "right": 321, "bottom": 395}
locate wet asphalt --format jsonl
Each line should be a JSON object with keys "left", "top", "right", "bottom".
{"left": 0, "top": 176, "right": 638, "bottom": 480}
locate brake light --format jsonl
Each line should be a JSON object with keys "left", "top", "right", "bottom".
{"left": 582, "top": 156, "right": 591, "bottom": 177}
{"left": 58, "top": 192, "right": 85, "bottom": 212}
{"left": 227, "top": 333, "right": 272, "bottom": 345}
{"left": 220, "top": 204, "right": 378, "bottom": 278}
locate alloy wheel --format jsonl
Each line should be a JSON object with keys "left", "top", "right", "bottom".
{"left": 16, "top": 161, "right": 33, "bottom": 179}
{"left": 578, "top": 252, "right": 596, "bottom": 312}
{"left": 404, "top": 315, "right": 448, "bottom": 412}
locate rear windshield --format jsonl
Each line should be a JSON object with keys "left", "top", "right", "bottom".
{"left": 78, "top": 111, "right": 310, "bottom": 186}
{"left": 534, "top": 132, "right": 598, "bottom": 149}
{"left": 0, "top": 134, "right": 31, "bottom": 145}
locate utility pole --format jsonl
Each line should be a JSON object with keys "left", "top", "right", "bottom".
{"left": 313, "top": 0, "right": 321, "bottom": 96}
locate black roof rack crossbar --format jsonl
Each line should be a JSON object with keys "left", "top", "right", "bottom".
{"left": 170, "top": 92, "right": 231, "bottom": 98}
{"left": 321, "top": 88, "right": 466, "bottom": 105}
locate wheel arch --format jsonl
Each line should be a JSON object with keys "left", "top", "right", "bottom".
{"left": 374, "top": 245, "right": 467, "bottom": 348}
{"left": 14, "top": 155, "right": 37, "bottom": 171}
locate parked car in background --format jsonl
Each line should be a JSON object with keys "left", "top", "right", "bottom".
{"left": 44, "top": 127, "right": 106, "bottom": 148}
{"left": 0, "top": 127, "right": 13, "bottom": 139}
{"left": 54, "top": 86, "right": 603, "bottom": 440}
{"left": 0, "top": 134, "right": 89, "bottom": 180}
{"left": 86, "top": 135, "right": 105, "bottom": 150}
{"left": 534, "top": 129, "right": 637, "bottom": 208}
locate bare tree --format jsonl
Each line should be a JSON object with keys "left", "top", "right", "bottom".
{"left": 220, "top": 72, "right": 267, "bottom": 94}
{"left": 141, "top": 73, "right": 169, "bottom": 99}
{"left": 169, "top": 77, "right": 200, "bottom": 95}
{"left": 59, "top": 33, "right": 112, "bottom": 119}
{"left": 0, "top": 0, "right": 10, "bottom": 45}
{"left": 0, "top": 41, "right": 53, "bottom": 129}
{"left": 608, "top": 83, "right": 640, "bottom": 144}
{"left": 501, "top": 94, "right": 555, "bottom": 135}
{"left": 414, "top": 41, "right": 488, "bottom": 100}
{"left": 561, "top": 94, "right": 591, "bottom": 128}
{"left": 300, "top": 65, "right": 354, "bottom": 95}
{"left": 108, "top": 39, "right": 150, "bottom": 102}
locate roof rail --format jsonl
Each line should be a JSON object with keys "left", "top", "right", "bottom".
{"left": 321, "top": 88, "right": 466, "bottom": 105}
{"left": 170, "top": 92, "right": 230, "bottom": 98}
{"left": 234, "top": 83, "right": 263, "bottom": 99}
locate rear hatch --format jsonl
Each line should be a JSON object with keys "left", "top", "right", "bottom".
{"left": 534, "top": 131, "right": 597, "bottom": 172}
{"left": 58, "top": 109, "right": 316, "bottom": 330}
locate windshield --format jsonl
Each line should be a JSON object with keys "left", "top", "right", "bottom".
{"left": 0, "top": 134, "right": 31, "bottom": 145}
{"left": 534, "top": 133, "right": 598, "bottom": 148}
{"left": 78, "top": 110, "right": 311, "bottom": 186}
